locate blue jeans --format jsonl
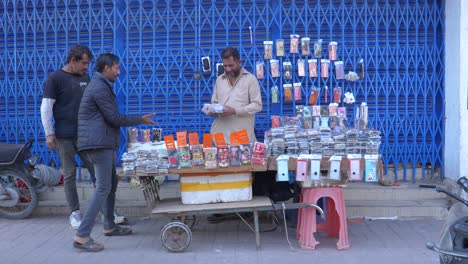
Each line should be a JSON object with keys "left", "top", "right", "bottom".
{"left": 56, "top": 138, "right": 95, "bottom": 213}
{"left": 76, "top": 149, "right": 117, "bottom": 238}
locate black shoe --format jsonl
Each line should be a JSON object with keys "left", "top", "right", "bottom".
{"left": 103, "top": 225, "right": 133, "bottom": 236}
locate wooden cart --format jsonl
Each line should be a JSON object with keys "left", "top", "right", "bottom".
{"left": 126, "top": 163, "right": 323, "bottom": 252}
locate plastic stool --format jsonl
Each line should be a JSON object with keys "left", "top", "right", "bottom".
{"left": 297, "top": 187, "right": 350, "bottom": 250}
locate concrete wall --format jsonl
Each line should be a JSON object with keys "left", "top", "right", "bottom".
{"left": 445, "top": 0, "right": 468, "bottom": 180}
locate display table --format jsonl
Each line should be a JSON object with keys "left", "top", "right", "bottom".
{"left": 124, "top": 156, "right": 380, "bottom": 178}
{"left": 266, "top": 156, "right": 374, "bottom": 171}
{"left": 168, "top": 162, "right": 267, "bottom": 175}
{"left": 121, "top": 156, "right": 381, "bottom": 209}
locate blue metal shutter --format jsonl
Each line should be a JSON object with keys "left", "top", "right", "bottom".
{"left": 0, "top": 0, "right": 445, "bottom": 182}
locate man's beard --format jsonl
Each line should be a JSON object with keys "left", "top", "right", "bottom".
{"left": 228, "top": 70, "right": 240, "bottom": 78}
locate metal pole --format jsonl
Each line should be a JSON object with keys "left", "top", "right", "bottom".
{"left": 254, "top": 210, "right": 260, "bottom": 249}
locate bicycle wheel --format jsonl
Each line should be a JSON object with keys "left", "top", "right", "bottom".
{"left": 0, "top": 169, "right": 38, "bottom": 219}
{"left": 161, "top": 222, "right": 192, "bottom": 252}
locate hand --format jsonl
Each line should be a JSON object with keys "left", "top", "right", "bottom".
{"left": 141, "top": 113, "right": 157, "bottom": 124}
{"left": 220, "top": 105, "right": 236, "bottom": 117}
{"left": 46, "top": 134, "right": 58, "bottom": 152}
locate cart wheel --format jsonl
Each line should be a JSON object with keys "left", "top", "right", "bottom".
{"left": 439, "top": 254, "right": 452, "bottom": 264}
{"left": 172, "top": 215, "right": 196, "bottom": 229}
{"left": 161, "top": 222, "right": 192, "bottom": 252}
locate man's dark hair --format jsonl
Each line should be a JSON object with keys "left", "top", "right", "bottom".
{"left": 95, "top": 53, "right": 120, "bottom": 73}
{"left": 221, "top": 46, "right": 240, "bottom": 61}
{"left": 66, "top": 45, "right": 93, "bottom": 63}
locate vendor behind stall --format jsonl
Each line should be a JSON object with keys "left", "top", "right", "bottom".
{"left": 206, "top": 46, "right": 263, "bottom": 222}
{"left": 209, "top": 46, "right": 262, "bottom": 143}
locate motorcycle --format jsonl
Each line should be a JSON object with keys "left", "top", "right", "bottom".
{"left": 426, "top": 176, "right": 468, "bottom": 264}
{"left": 0, "top": 140, "right": 40, "bottom": 219}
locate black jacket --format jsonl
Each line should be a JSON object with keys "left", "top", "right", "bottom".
{"left": 77, "top": 72, "right": 142, "bottom": 151}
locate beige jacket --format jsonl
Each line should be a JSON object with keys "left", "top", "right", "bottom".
{"left": 210, "top": 68, "right": 262, "bottom": 143}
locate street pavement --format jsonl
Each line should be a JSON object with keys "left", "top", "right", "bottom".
{"left": 0, "top": 214, "right": 444, "bottom": 264}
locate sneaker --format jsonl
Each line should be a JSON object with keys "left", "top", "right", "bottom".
{"left": 100, "top": 210, "right": 127, "bottom": 225}
{"left": 70, "top": 210, "right": 82, "bottom": 230}
{"left": 113, "top": 210, "right": 127, "bottom": 225}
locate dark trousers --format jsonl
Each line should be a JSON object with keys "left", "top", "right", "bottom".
{"left": 76, "top": 149, "right": 117, "bottom": 238}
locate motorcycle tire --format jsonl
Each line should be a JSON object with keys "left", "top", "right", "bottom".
{"left": 0, "top": 169, "right": 38, "bottom": 219}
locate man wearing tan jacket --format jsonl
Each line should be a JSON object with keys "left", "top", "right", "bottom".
{"left": 208, "top": 47, "right": 263, "bottom": 223}
{"left": 210, "top": 46, "right": 262, "bottom": 143}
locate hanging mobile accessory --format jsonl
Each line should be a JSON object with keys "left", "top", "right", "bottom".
{"left": 324, "top": 86, "right": 329, "bottom": 103}
{"left": 216, "top": 63, "right": 224, "bottom": 77}
{"left": 201, "top": 56, "right": 211, "bottom": 73}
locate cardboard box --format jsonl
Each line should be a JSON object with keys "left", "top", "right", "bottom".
{"left": 179, "top": 172, "right": 252, "bottom": 204}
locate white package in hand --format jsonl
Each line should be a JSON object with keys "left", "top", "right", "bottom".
{"left": 201, "top": 103, "right": 224, "bottom": 114}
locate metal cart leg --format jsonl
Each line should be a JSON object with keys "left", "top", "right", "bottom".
{"left": 254, "top": 210, "right": 260, "bottom": 249}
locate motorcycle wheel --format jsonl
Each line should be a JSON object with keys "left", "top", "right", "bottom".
{"left": 0, "top": 169, "right": 38, "bottom": 219}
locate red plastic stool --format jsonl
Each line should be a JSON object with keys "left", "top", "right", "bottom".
{"left": 297, "top": 187, "right": 350, "bottom": 250}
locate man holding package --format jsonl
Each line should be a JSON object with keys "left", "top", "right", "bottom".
{"left": 210, "top": 46, "right": 262, "bottom": 143}
{"left": 206, "top": 47, "right": 263, "bottom": 222}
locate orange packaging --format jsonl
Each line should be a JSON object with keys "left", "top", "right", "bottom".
{"left": 321, "top": 60, "right": 330, "bottom": 78}
{"left": 164, "top": 135, "right": 176, "bottom": 149}
{"left": 237, "top": 129, "right": 250, "bottom": 144}
{"left": 214, "top": 132, "right": 227, "bottom": 146}
{"left": 188, "top": 132, "right": 200, "bottom": 146}
{"left": 333, "top": 87, "right": 342, "bottom": 104}
{"left": 202, "top": 133, "right": 213, "bottom": 148}
{"left": 230, "top": 132, "right": 240, "bottom": 146}
{"left": 328, "top": 41, "right": 338, "bottom": 61}
{"left": 309, "top": 89, "right": 319, "bottom": 105}
{"left": 283, "top": 84, "right": 292, "bottom": 102}
{"left": 308, "top": 59, "right": 318, "bottom": 77}
{"left": 176, "top": 131, "right": 187, "bottom": 147}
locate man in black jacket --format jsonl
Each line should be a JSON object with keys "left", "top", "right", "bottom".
{"left": 73, "top": 53, "right": 155, "bottom": 252}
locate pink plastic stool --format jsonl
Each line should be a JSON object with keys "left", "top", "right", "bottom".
{"left": 297, "top": 187, "right": 350, "bottom": 250}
